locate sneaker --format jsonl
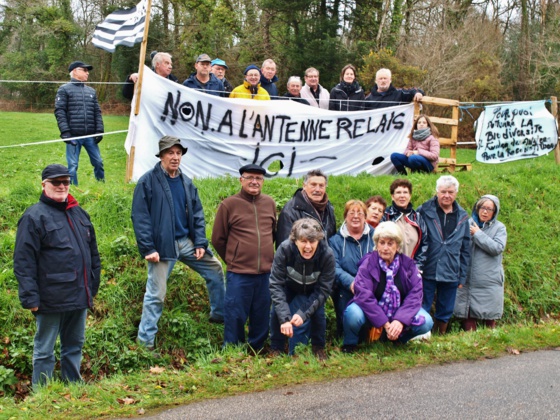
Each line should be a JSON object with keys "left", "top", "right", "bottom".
{"left": 341, "top": 344, "right": 357, "bottom": 354}
{"left": 312, "top": 346, "right": 328, "bottom": 361}
{"left": 410, "top": 331, "right": 432, "bottom": 342}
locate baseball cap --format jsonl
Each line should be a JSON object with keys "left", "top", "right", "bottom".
{"left": 68, "top": 61, "right": 93, "bottom": 72}
{"left": 196, "top": 54, "right": 212, "bottom": 63}
{"left": 211, "top": 58, "right": 228, "bottom": 69}
{"left": 42, "top": 164, "right": 71, "bottom": 181}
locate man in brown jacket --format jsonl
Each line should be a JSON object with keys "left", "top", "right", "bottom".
{"left": 212, "top": 164, "right": 277, "bottom": 351}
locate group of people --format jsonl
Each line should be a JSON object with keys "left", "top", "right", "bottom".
{"left": 53, "top": 55, "right": 438, "bottom": 187}
{"left": 14, "top": 138, "right": 507, "bottom": 386}
{"left": 123, "top": 51, "right": 426, "bottom": 111}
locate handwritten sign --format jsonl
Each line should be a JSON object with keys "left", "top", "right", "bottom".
{"left": 475, "top": 101, "right": 558, "bottom": 163}
{"left": 125, "top": 66, "right": 413, "bottom": 181}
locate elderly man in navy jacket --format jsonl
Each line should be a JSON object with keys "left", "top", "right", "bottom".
{"left": 14, "top": 164, "right": 101, "bottom": 387}
{"left": 131, "top": 136, "right": 225, "bottom": 350}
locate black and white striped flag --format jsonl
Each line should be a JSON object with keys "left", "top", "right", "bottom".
{"left": 92, "top": 0, "right": 147, "bottom": 53}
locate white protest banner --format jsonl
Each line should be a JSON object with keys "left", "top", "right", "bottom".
{"left": 475, "top": 100, "right": 558, "bottom": 164}
{"left": 125, "top": 66, "right": 414, "bottom": 181}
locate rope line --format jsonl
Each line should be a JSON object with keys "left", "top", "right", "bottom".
{"left": 0, "top": 130, "right": 128, "bottom": 149}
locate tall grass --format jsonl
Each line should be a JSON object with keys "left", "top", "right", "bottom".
{"left": 0, "top": 112, "right": 559, "bottom": 413}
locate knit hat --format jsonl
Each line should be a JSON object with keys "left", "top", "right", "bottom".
{"left": 243, "top": 64, "right": 261, "bottom": 75}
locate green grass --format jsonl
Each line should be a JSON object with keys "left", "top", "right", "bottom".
{"left": 1, "top": 111, "right": 559, "bottom": 418}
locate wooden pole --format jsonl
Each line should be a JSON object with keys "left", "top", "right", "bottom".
{"left": 551, "top": 96, "right": 560, "bottom": 165}
{"left": 126, "top": 0, "right": 152, "bottom": 183}
{"left": 134, "top": 0, "right": 152, "bottom": 116}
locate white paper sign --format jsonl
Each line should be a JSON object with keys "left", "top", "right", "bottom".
{"left": 475, "top": 101, "right": 558, "bottom": 163}
{"left": 125, "top": 66, "right": 414, "bottom": 180}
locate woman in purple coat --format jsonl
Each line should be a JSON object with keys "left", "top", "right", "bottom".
{"left": 341, "top": 222, "right": 433, "bottom": 352}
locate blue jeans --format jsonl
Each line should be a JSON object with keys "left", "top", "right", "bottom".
{"left": 422, "top": 278, "right": 459, "bottom": 323}
{"left": 343, "top": 303, "right": 433, "bottom": 345}
{"left": 66, "top": 137, "right": 105, "bottom": 185}
{"left": 391, "top": 153, "right": 434, "bottom": 174}
{"left": 32, "top": 309, "right": 87, "bottom": 387}
{"left": 137, "top": 236, "right": 225, "bottom": 348}
{"left": 270, "top": 291, "right": 327, "bottom": 354}
{"left": 224, "top": 271, "right": 270, "bottom": 351}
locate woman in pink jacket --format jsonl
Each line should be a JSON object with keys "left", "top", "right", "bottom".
{"left": 391, "top": 115, "right": 440, "bottom": 174}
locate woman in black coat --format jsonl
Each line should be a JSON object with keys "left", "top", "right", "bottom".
{"left": 329, "top": 64, "right": 366, "bottom": 111}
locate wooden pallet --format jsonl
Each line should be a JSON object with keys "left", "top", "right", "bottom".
{"left": 436, "top": 158, "right": 472, "bottom": 173}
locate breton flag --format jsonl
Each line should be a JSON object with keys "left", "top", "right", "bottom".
{"left": 92, "top": 0, "right": 148, "bottom": 53}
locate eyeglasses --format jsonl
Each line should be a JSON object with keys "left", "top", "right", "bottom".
{"left": 45, "top": 180, "right": 71, "bottom": 186}
{"left": 479, "top": 206, "right": 495, "bottom": 213}
{"left": 241, "top": 175, "right": 264, "bottom": 182}
{"left": 348, "top": 211, "right": 365, "bottom": 217}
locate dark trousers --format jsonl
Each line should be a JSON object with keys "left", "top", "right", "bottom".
{"left": 224, "top": 271, "right": 270, "bottom": 350}
{"left": 422, "top": 278, "right": 459, "bottom": 323}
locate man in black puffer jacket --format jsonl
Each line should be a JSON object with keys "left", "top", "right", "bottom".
{"left": 55, "top": 61, "right": 105, "bottom": 185}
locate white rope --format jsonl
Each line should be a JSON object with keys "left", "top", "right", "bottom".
{"left": 0, "top": 80, "right": 129, "bottom": 85}
{"left": 0, "top": 130, "right": 128, "bottom": 149}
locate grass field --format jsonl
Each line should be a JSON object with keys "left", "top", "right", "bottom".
{"left": 0, "top": 111, "right": 559, "bottom": 419}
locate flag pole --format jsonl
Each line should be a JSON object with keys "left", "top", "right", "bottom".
{"left": 126, "top": 0, "right": 152, "bottom": 182}
{"left": 134, "top": 0, "right": 152, "bottom": 116}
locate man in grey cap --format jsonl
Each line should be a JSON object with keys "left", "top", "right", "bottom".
{"left": 212, "top": 164, "right": 276, "bottom": 353}
{"left": 210, "top": 58, "right": 233, "bottom": 96}
{"left": 55, "top": 61, "right": 105, "bottom": 185}
{"left": 183, "top": 53, "right": 225, "bottom": 97}
{"left": 14, "top": 164, "right": 101, "bottom": 387}
{"left": 131, "top": 136, "right": 225, "bottom": 350}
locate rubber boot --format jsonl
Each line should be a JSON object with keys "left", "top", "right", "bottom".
{"left": 462, "top": 318, "right": 477, "bottom": 332}
{"left": 433, "top": 320, "right": 449, "bottom": 335}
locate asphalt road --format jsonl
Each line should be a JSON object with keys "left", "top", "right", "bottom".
{"left": 137, "top": 349, "right": 560, "bottom": 419}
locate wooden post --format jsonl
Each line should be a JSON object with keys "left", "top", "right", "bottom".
{"left": 552, "top": 96, "right": 560, "bottom": 165}
{"left": 125, "top": 0, "right": 152, "bottom": 182}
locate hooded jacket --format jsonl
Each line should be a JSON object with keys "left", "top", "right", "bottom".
{"left": 183, "top": 73, "right": 225, "bottom": 97}
{"left": 349, "top": 251, "right": 423, "bottom": 328}
{"left": 417, "top": 196, "right": 471, "bottom": 284}
{"left": 230, "top": 81, "right": 271, "bottom": 100}
{"left": 454, "top": 195, "right": 507, "bottom": 320}
{"left": 131, "top": 162, "right": 209, "bottom": 260}
{"left": 276, "top": 188, "right": 336, "bottom": 245}
{"left": 365, "top": 84, "right": 424, "bottom": 110}
{"left": 14, "top": 194, "right": 101, "bottom": 313}
{"left": 328, "top": 222, "right": 375, "bottom": 292}
{"left": 329, "top": 81, "right": 366, "bottom": 111}
{"left": 383, "top": 204, "right": 428, "bottom": 271}
{"left": 54, "top": 79, "right": 104, "bottom": 138}
{"left": 270, "top": 240, "right": 335, "bottom": 323}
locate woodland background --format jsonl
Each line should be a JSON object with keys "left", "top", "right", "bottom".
{"left": 1, "top": 0, "right": 560, "bottom": 113}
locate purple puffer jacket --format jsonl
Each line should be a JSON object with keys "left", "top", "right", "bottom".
{"left": 348, "top": 251, "right": 423, "bottom": 328}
